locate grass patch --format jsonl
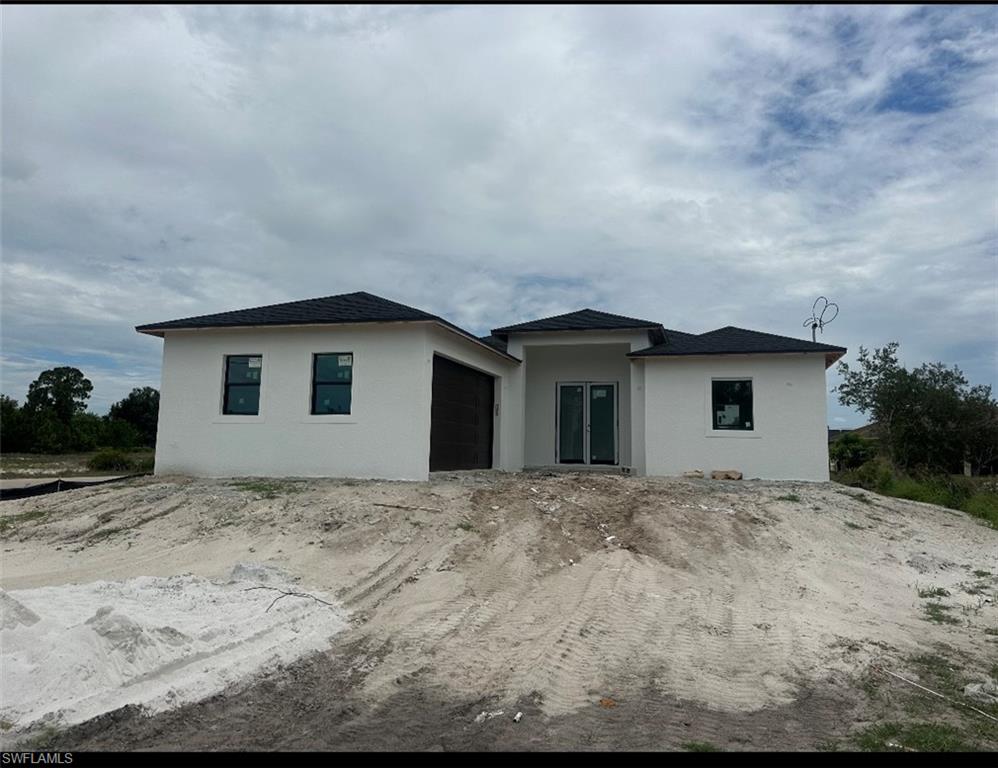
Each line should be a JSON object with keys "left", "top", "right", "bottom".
{"left": 834, "top": 461, "right": 998, "bottom": 529}
{"left": 909, "top": 654, "right": 962, "bottom": 692}
{"left": 681, "top": 741, "right": 723, "bottom": 752}
{"left": 16, "top": 725, "right": 66, "bottom": 751}
{"left": 229, "top": 480, "right": 305, "bottom": 499}
{"left": 984, "top": 628, "right": 998, "bottom": 636}
{"left": 1, "top": 450, "right": 155, "bottom": 479}
{"left": 863, "top": 651, "right": 998, "bottom": 749}
{"left": 815, "top": 739, "right": 840, "bottom": 751}
{"left": 917, "top": 586, "right": 951, "bottom": 599}
{"left": 844, "top": 521, "right": 867, "bottom": 530}
{"left": 0, "top": 509, "right": 50, "bottom": 536}
{"left": 972, "top": 570, "right": 991, "bottom": 578}
{"left": 775, "top": 493, "right": 801, "bottom": 503}
{"left": 455, "top": 521, "right": 475, "bottom": 532}
{"left": 854, "top": 722, "right": 974, "bottom": 752}
{"left": 860, "top": 675, "right": 882, "bottom": 701}
{"left": 87, "top": 448, "right": 136, "bottom": 472}
{"left": 922, "top": 602, "right": 960, "bottom": 625}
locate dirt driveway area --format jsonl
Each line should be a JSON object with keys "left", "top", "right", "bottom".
{"left": 2, "top": 472, "right": 996, "bottom": 751}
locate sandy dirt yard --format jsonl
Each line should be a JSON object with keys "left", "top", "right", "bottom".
{"left": 1, "top": 472, "right": 996, "bottom": 751}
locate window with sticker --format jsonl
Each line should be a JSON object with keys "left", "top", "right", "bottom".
{"left": 223, "top": 355, "right": 262, "bottom": 415}
{"left": 312, "top": 353, "right": 352, "bottom": 414}
{"left": 711, "top": 379, "right": 753, "bottom": 431}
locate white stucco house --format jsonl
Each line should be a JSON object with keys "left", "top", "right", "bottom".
{"left": 138, "top": 291, "right": 846, "bottom": 482}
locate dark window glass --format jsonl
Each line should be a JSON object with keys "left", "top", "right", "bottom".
{"left": 312, "top": 353, "right": 352, "bottom": 414}
{"left": 712, "top": 379, "right": 753, "bottom": 430}
{"left": 223, "top": 356, "right": 262, "bottom": 415}
{"left": 558, "top": 384, "right": 584, "bottom": 463}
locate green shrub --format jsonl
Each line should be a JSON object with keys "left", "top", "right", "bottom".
{"left": 830, "top": 432, "right": 878, "bottom": 469}
{"left": 963, "top": 492, "right": 998, "bottom": 528}
{"left": 890, "top": 476, "right": 954, "bottom": 508}
{"left": 839, "top": 457, "right": 894, "bottom": 493}
{"left": 132, "top": 455, "right": 155, "bottom": 473}
{"left": 87, "top": 449, "right": 133, "bottom": 472}
{"left": 836, "top": 459, "right": 998, "bottom": 529}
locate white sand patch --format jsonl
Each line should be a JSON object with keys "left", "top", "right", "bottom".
{"left": 0, "top": 566, "right": 348, "bottom": 732}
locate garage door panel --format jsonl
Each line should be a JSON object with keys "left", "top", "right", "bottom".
{"left": 430, "top": 356, "right": 494, "bottom": 471}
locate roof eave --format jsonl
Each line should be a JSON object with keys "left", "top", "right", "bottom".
{"left": 135, "top": 318, "right": 522, "bottom": 363}
{"left": 628, "top": 348, "right": 848, "bottom": 365}
{"left": 824, "top": 349, "right": 847, "bottom": 369}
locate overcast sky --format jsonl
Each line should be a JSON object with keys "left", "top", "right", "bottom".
{"left": 2, "top": 5, "right": 996, "bottom": 424}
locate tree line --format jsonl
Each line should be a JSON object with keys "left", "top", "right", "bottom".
{"left": 833, "top": 341, "right": 998, "bottom": 476}
{"left": 1, "top": 366, "right": 159, "bottom": 453}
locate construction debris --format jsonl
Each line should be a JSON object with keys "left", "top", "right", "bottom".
{"left": 964, "top": 679, "right": 998, "bottom": 706}
{"left": 473, "top": 710, "right": 505, "bottom": 723}
{"left": 710, "top": 470, "right": 743, "bottom": 480}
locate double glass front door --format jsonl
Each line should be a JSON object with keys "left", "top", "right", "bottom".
{"left": 557, "top": 382, "right": 617, "bottom": 465}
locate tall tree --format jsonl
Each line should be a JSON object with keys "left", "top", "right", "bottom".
{"left": 108, "top": 387, "right": 160, "bottom": 447}
{"left": 25, "top": 367, "right": 93, "bottom": 425}
{"left": 837, "top": 343, "right": 998, "bottom": 474}
{"left": 1, "top": 394, "right": 31, "bottom": 452}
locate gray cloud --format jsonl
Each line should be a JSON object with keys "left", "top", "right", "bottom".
{"left": 2, "top": 5, "right": 995, "bottom": 423}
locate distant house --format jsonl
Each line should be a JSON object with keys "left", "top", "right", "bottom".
{"left": 137, "top": 291, "right": 846, "bottom": 481}
{"left": 828, "top": 423, "right": 881, "bottom": 443}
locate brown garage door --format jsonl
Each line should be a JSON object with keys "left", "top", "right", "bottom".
{"left": 430, "top": 355, "right": 494, "bottom": 471}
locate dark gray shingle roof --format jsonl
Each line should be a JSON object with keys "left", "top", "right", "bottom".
{"left": 629, "top": 325, "right": 846, "bottom": 366}
{"left": 478, "top": 335, "right": 509, "bottom": 353}
{"left": 136, "top": 291, "right": 437, "bottom": 332}
{"left": 492, "top": 308, "right": 663, "bottom": 336}
{"left": 137, "top": 294, "right": 845, "bottom": 366}
{"left": 136, "top": 291, "right": 520, "bottom": 361}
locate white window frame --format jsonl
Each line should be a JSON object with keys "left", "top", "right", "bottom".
{"left": 300, "top": 351, "right": 358, "bottom": 424}
{"left": 704, "top": 376, "right": 761, "bottom": 439}
{"left": 213, "top": 353, "right": 265, "bottom": 424}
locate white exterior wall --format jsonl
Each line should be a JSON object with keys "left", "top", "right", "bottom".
{"left": 642, "top": 354, "right": 831, "bottom": 481}
{"left": 152, "top": 320, "right": 830, "bottom": 482}
{"left": 630, "top": 359, "right": 646, "bottom": 476}
{"left": 515, "top": 330, "right": 652, "bottom": 469}
{"left": 155, "top": 323, "right": 513, "bottom": 481}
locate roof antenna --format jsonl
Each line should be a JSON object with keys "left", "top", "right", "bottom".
{"left": 803, "top": 296, "right": 838, "bottom": 342}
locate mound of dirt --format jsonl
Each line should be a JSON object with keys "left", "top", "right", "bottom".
{"left": 2, "top": 472, "right": 995, "bottom": 750}
{"left": 0, "top": 566, "right": 347, "bottom": 739}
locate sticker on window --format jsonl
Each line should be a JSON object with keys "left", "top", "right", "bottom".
{"left": 248, "top": 358, "right": 262, "bottom": 368}
{"left": 717, "top": 404, "right": 740, "bottom": 426}
{"left": 593, "top": 390, "right": 607, "bottom": 398}
{"left": 338, "top": 355, "right": 352, "bottom": 367}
